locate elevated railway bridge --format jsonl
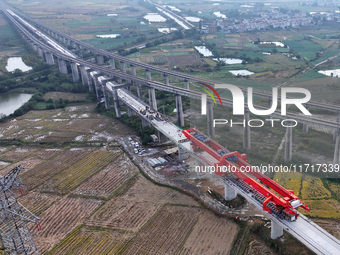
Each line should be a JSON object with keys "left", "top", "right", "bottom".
{"left": 1, "top": 6, "right": 340, "bottom": 254}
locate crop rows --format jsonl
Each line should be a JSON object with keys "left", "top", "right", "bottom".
{"left": 21, "top": 148, "right": 94, "bottom": 191}
{"left": 274, "top": 172, "right": 302, "bottom": 197}
{"left": 87, "top": 200, "right": 158, "bottom": 232}
{"left": 0, "top": 147, "right": 37, "bottom": 162}
{"left": 302, "top": 199, "right": 340, "bottom": 219}
{"left": 122, "top": 205, "right": 200, "bottom": 254}
{"left": 301, "top": 176, "right": 331, "bottom": 200}
{"left": 47, "top": 150, "right": 119, "bottom": 194}
{"left": 73, "top": 153, "right": 137, "bottom": 198}
{"left": 49, "top": 226, "right": 133, "bottom": 255}
{"left": 30, "top": 197, "right": 101, "bottom": 254}
{"left": 18, "top": 192, "right": 61, "bottom": 215}
{"left": 179, "top": 212, "right": 238, "bottom": 255}
{"left": 31, "top": 148, "right": 62, "bottom": 160}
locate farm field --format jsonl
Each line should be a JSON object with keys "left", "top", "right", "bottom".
{"left": 49, "top": 226, "right": 134, "bottom": 255}
{"left": 87, "top": 175, "right": 200, "bottom": 232}
{"left": 0, "top": 0, "right": 339, "bottom": 252}
{"left": 121, "top": 205, "right": 202, "bottom": 254}
{"left": 29, "top": 197, "right": 102, "bottom": 254}
{"left": 72, "top": 153, "right": 138, "bottom": 198}
{"left": 6, "top": 0, "right": 165, "bottom": 50}
{"left": 274, "top": 173, "right": 340, "bottom": 219}
{"left": 41, "top": 150, "right": 121, "bottom": 194}
{"left": 0, "top": 103, "right": 242, "bottom": 254}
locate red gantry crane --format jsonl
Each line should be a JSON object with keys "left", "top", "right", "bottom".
{"left": 182, "top": 128, "right": 310, "bottom": 221}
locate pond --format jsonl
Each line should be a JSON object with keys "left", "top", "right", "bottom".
{"left": 318, "top": 69, "right": 340, "bottom": 78}
{"left": 158, "top": 28, "right": 178, "bottom": 34}
{"left": 230, "top": 70, "right": 254, "bottom": 76}
{"left": 96, "top": 34, "right": 120, "bottom": 38}
{"left": 143, "top": 13, "right": 166, "bottom": 22}
{"left": 194, "top": 46, "right": 213, "bottom": 57}
{"left": 260, "top": 41, "right": 285, "bottom": 47}
{"left": 0, "top": 93, "right": 33, "bottom": 116}
{"left": 6, "top": 57, "right": 32, "bottom": 72}
{"left": 213, "top": 58, "right": 243, "bottom": 64}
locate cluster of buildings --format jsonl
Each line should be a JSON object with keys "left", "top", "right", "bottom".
{"left": 202, "top": 9, "right": 339, "bottom": 33}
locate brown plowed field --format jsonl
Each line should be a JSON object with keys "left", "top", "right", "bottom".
{"left": 40, "top": 150, "right": 120, "bottom": 194}
{"left": 21, "top": 148, "right": 94, "bottom": 191}
{"left": 122, "top": 205, "right": 201, "bottom": 254}
{"left": 30, "top": 197, "right": 101, "bottom": 254}
{"left": 0, "top": 147, "right": 37, "bottom": 162}
{"left": 87, "top": 175, "right": 200, "bottom": 232}
{"left": 0, "top": 158, "right": 43, "bottom": 175}
{"left": 73, "top": 153, "right": 138, "bottom": 198}
{"left": 18, "top": 192, "right": 61, "bottom": 215}
{"left": 49, "top": 226, "right": 134, "bottom": 255}
{"left": 179, "top": 212, "right": 238, "bottom": 254}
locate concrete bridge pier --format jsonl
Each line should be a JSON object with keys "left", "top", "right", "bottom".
{"left": 131, "top": 64, "right": 136, "bottom": 76}
{"left": 333, "top": 130, "right": 340, "bottom": 165}
{"left": 137, "top": 84, "right": 143, "bottom": 99}
{"left": 80, "top": 66, "right": 90, "bottom": 87}
{"left": 70, "top": 62, "right": 80, "bottom": 82}
{"left": 271, "top": 220, "right": 283, "bottom": 239}
{"left": 243, "top": 109, "right": 251, "bottom": 150}
{"left": 126, "top": 86, "right": 133, "bottom": 117}
{"left": 58, "top": 58, "right": 68, "bottom": 74}
{"left": 112, "top": 89, "right": 121, "bottom": 118}
{"left": 44, "top": 51, "right": 55, "bottom": 65}
{"left": 70, "top": 41, "right": 77, "bottom": 49}
{"left": 334, "top": 112, "right": 340, "bottom": 141}
{"left": 120, "top": 61, "right": 126, "bottom": 73}
{"left": 142, "top": 119, "right": 150, "bottom": 128}
{"left": 109, "top": 58, "right": 116, "bottom": 69}
{"left": 224, "top": 182, "right": 237, "bottom": 200}
{"left": 157, "top": 131, "right": 167, "bottom": 143}
{"left": 207, "top": 101, "right": 215, "bottom": 137}
{"left": 148, "top": 87, "right": 157, "bottom": 111}
{"left": 32, "top": 44, "right": 38, "bottom": 52}
{"left": 96, "top": 55, "right": 104, "bottom": 65}
{"left": 302, "top": 123, "right": 309, "bottom": 133}
{"left": 101, "top": 84, "right": 110, "bottom": 109}
{"left": 178, "top": 146, "right": 189, "bottom": 161}
{"left": 62, "top": 36, "right": 67, "bottom": 45}
{"left": 146, "top": 69, "right": 152, "bottom": 80}
{"left": 37, "top": 47, "right": 44, "bottom": 59}
{"left": 184, "top": 79, "right": 190, "bottom": 90}
{"left": 175, "top": 95, "right": 184, "bottom": 127}
{"left": 284, "top": 124, "right": 293, "bottom": 162}
{"left": 164, "top": 74, "right": 169, "bottom": 85}
{"left": 302, "top": 106, "right": 310, "bottom": 133}
{"left": 92, "top": 74, "right": 101, "bottom": 101}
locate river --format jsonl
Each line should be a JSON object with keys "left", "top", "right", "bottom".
{"left": 0, "top": 93, "right": 33, "bottom": 116}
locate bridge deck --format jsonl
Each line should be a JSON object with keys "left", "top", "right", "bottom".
{"left": 5, "top": 8, "right": 339, "bottom": 254}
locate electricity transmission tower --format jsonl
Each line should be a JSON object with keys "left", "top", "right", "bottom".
{"left": 0, "top": 165, "right": 40, "bottom": 254}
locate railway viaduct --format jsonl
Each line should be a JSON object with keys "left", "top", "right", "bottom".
{"left": 1, "top": 6, "right": 340, "bottom": 254}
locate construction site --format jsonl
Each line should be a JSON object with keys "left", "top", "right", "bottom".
{"left": 0, "top": 0, "right": 339, "bottom": 254}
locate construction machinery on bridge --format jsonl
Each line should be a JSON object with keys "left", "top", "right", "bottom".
{"left": 182, "top": 128, "right": 310, "bottom": 222}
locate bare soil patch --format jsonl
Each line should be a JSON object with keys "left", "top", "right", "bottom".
{"left": 122, "top": 205, "right": 201, "bottom": 254}
{"left": 87, "top": 175, "right": 199, "bottom": 231}
{"left": 179, "top": 211, "right": 238, "bottom": 254}
{"left": 167, "top": 54, "right": 203, "bottom": 67}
